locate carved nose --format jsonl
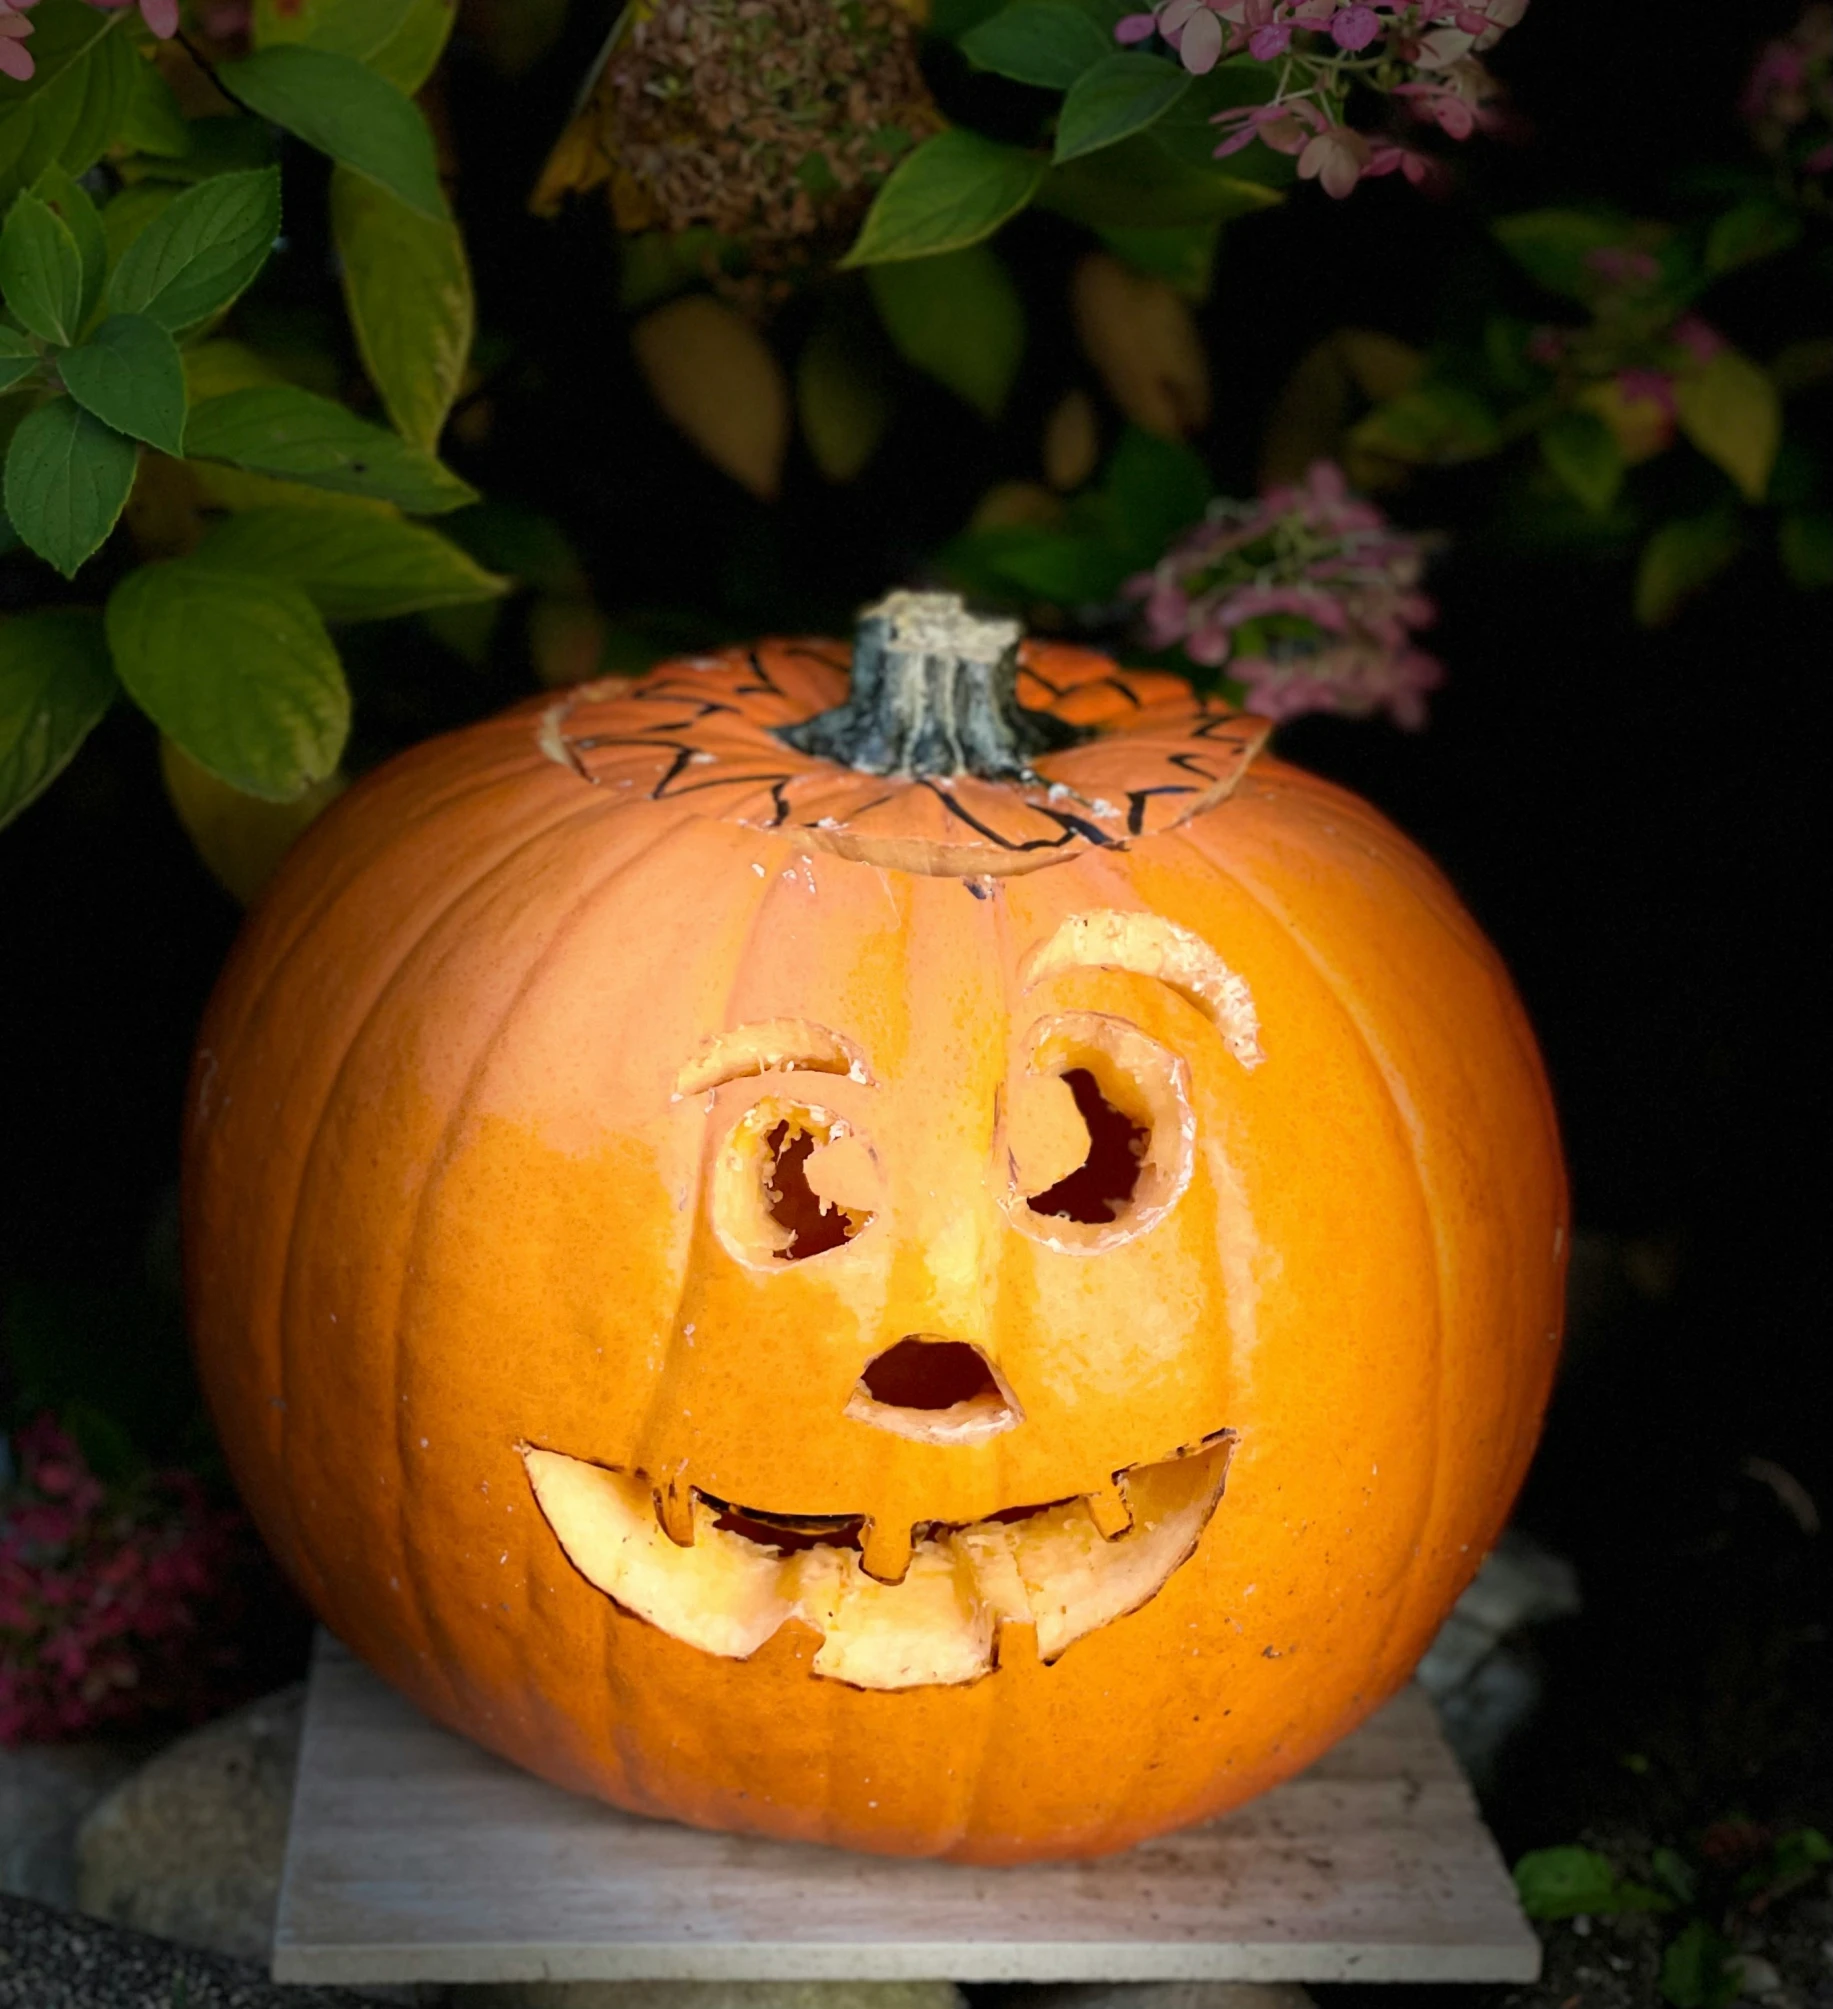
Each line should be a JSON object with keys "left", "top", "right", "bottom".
{"left": 844, "top": 1336, "right": 1023, "bottom": 1444}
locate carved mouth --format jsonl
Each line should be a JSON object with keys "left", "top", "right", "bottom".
{"left": 520, "top": 1433, "right": 1233, "bottom": 1692}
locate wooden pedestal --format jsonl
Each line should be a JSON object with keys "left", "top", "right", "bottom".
{"left": 274, "top": 1634, "right": 1538, "bottom": 1990}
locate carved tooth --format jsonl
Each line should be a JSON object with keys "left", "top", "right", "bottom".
{"left": 655, "top": 1473, "right": 697, "bottom": 1548}
{"left": 1086, "top": 1479, "right": 1134, "bottom": 1540}
{"left": 859, "top": 1515, "right": 914, "bottom": 1586}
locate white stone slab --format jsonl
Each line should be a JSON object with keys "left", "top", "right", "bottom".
{"left": 274, "top": 1634, "right": 1538, "bottom": 1989}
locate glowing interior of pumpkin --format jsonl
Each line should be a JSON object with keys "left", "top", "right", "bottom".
{"left": 522, "top": 1433, "right": 1233, "bottom": 1691}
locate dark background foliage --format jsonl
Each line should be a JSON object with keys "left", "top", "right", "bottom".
{"left": 2, "top": 0, "right": 1826, "bottom": 1918}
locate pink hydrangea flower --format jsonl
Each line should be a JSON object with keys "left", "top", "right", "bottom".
{"left": 1116, "top": 0, "right": 1526, "bottom": 194}
{"left": 1, "top": 1416, "right": 260, "bottom": 1744}
{"left": 1743, "top": 4, "right": 1833, "bottom": 185}
{"left": 0, "top": 0, "right": 177, "bottom": 82}
{"left": 83, "top": 0, "right": 181, "bottom": 37}
{"left": 0, "top": 1, "right": 41, "bottom": 85}
{"left": 1126, "top": 461, "right": 1445, "bottom": 729}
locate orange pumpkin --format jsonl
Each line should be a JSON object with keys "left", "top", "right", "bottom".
{"left": 183, "top": 593, "right": 1565, "bottom": 1862}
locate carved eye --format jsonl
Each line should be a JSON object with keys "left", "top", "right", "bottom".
{"left": 712, "top": 1099, "right": 876, "bottom": 1267}
{"left": 1003, "top": 1013, "right": 1193, "bottom": 1251}
{"left": 1026, "top": 1068, "right": 1149, "bottom": 1225}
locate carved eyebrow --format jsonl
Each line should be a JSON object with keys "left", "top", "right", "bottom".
{"left": 675, "top": 1019, "right": 874, "bottom": 1097}
{"left": 1020, "top": 911, "right": 1264, "bottom": 1071}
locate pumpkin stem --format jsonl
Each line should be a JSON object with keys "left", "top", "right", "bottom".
{"left": 777, "top": 591, "right": 1089, "bottom": 780}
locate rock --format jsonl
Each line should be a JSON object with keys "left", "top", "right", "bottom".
{"left": 0, "top": 1741, "right": 150, "bottom": 1909}
{"left": 0, "top": 1890, "right": 381, "bottom": 2008}
{"left": 75, "top": 1684, "right": 304, "bottom": 1965}
{"left": 1013, "top": 1988, "right": 1315, "bottom": 2009}
{"left": 1416, "top": 1529, "right": 1581, "bottom": 1788}
{"left": 459, "top": 1987, "right": 966, "bottom": 2009}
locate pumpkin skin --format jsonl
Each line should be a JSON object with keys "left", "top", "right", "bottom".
{"left": 183, "top": 631, "right": 1566, "bottom": 1862}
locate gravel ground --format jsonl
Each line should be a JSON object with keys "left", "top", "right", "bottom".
{"left": 0, "top": 1892, "right": 375, "bottom": 2009}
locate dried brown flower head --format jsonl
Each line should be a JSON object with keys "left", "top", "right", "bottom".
{"left": 536, "top": 0, "right": 940, "bottom": 252}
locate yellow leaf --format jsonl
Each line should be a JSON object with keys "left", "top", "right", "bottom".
{"left": 1260, "top": 339, "right": 1352, "bottom": 490}
{"left": 1043, "top": 388, "right": 1100, "bottom": 492}
{"left": 797, "top": 321, "right": 891, "bottom": 484}
{"left": 1070, "top": 253, "right": 1209, "bottom": 440}
{"left": 1260, "top": 327, "right": 1425, "bottom": 488}
{"left": 332, "top": 167, "right": 474, "bottom": 452}
{"left": 160, "top": 737, "right": 344, "bottom": 906}
{"left": 631, "top": 294, "right": 791, "bottom": 501}
{"left": 1673, "top": 348, "right": 1781, "bottom": 502}
{"left": 1335, "top": 328, "right": 1426, "bottom": 403}
{"left": 969, "top": 481, "right": 1063, "bottom": 531}
{"left": 1576, "top": 377, "right": 1674, "bottom": 467}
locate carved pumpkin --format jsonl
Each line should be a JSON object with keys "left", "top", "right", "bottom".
{"left": 184, "top": 594, "right": 1565, "bottom": 1862}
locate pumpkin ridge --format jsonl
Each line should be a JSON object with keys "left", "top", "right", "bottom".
{"left": 1173, "top": 822, "right": 1449, "bottom": 1631}
{"left": 1184, "top": 795, "right": 1562, "bottom": 1644}
{"left": 378, "top": 812, "right": 708, "bottom": 1728}
{"left": 247, "top": 790, "right": 628, "bottom": 1623}
{"left": 1067, "top": 842, "right": 1249, "bottom": 1849}
{"left": 199, "top": 763, "right": 590, "bottom": 1169}
{"left": 640, "top": 828, "right": 799, "bottom": 1483}
{"left": 263, "top": 793, "right": 656, "bottom": 1702}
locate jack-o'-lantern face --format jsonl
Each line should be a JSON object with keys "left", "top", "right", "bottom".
{"left": 184, "top": 599, "right": 1565, "bottom": 1860}
{"left": 521, "top": 908, "right": 1263, "bottom": 1692}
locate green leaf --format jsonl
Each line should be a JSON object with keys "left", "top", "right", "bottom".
{"left": 1780, "top": 509, "right": 1833, "bottom": 589}
{"left": 122, "top": 113, "right": 276, "bottom": 187}
{"left": 960, "top": 3, "right": 1115, "bottom": 87}
{"left": 366, "top": 0, "right": 457, "bottom": 94}
{"left": 1736, "top": 1826, "right": 1833, "bottom": 1901}
{"left": 0, "top": 318, "right": 37, "bottom": 393}
{"left": 868, "top": 244, "right": 1024, "bottom": 420}
{"left": 184, "top": 384, "right": 476, "bottom": 513}
{"left": 108, "top": 165, "right": 283, "bottom": 333}
{"left": 1148, "top": 58, "right": 1284, "bottom": 170}
{"left": 1350, "top": 383, "right": 1501, "bottom": 466}
{"left": 1096, "top": 221, "right": 1219, "bottom": 299}
{"left": 218, "top": 48, "right": 446, "bottom": 222}
{"left": 117, "top": 55, "right": 194, "bottom": 160}
{"left": 943, "top": 520, "right": 1132, "bottom": 604}
{"left": 254, "top": 0, "right": 416, "bottom": 50}
{"left": 330, "top": 164, "right": 472, "bottom": 452}
{"left": 193, "top": 506, "right": 509, "bottom": 622}
{"left": 59, "top": 313, "right": 188, "bottom": 456}
{"left": 33, "top": 164, "right": 105, "bottom": 331}
{"left": 1659, "top": 1920, "right": 1740, "bottom": 2009}
{"left": 1055, "top": 53, "right": 1192, "bottom": 164}
{"left": 1649, "top": 1847, "right": 1697, "bottom": 1906}
{"left": 254, "top": 0, "right": 457, "bottom": 93}
{"left": 106, "top": 560, "right": 350, "bottom": 800}
{"left": 0, "top": 0, "right": 140, "bottom": 209}
{"left": 1673, "top": 348, "right": 1781, "bottom": 501}
{"left": 1104, "top": 424, "right": 1210, "bottom": 560}
{"left": 1706, "top": 196, "right": 1801, "bottom": 275}
{"left": 1493, "top": 209, "right": 1632, "bottom": 300}
{"left": 3, "top": 395, "right": 137, "bottom": 577}
{"left": 0, "top": 606, "right": 116, "bottom": 831}
{"left": 1635, "top": 509, "right": 1743, "bottom": 625}
{"left": 933, "top": 0, "right": 1006, "bottom": 33}
{"left": 1540, "top": 409, "right": 1624, "bottom": 515}
{"left": 618, "top": 228, "right": 735, "bottom": 313}
{"left": 0, "top": 189, "right": 86, "bottom": 345}
{"left": 1513, "top": 1847, "right": 1673, "bottom": 1921}
{"left": 100, "top": 182, "right": 178, "bottom": 269}
{"left": 1041, "top": 134, "right": 1282, "bottom": 227}
{"left": 842, "top": 130, "right": 1045, "bottom": 266}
